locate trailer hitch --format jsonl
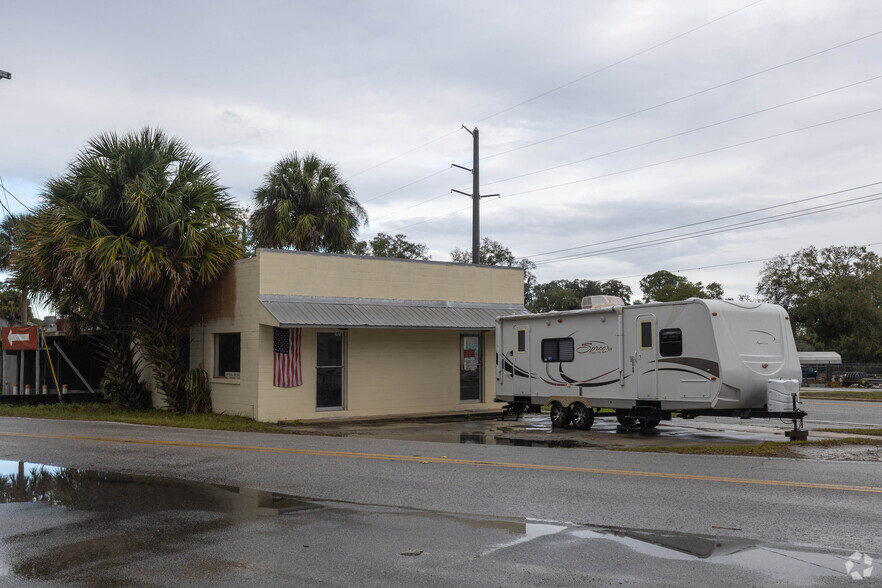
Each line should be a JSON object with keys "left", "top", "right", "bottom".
{"left": 784, "top": 392, "right": 808, "bottom": 441}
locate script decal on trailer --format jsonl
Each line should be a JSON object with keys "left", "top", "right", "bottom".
{"left": 2, "top": 326, "right": 39, "bottom": 350}
{"left": 577, "top": 341, "right": 612, "bottom": 354}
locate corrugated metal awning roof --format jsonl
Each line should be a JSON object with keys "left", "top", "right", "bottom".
{"left": 259, "top": 294, "right": 528, "bottom": 329}
{"left": 797, "top": 351, "right": 842, "bottom": 365}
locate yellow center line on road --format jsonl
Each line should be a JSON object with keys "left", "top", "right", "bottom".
{"left": 3, "top": 430, "right": 881, "bottom": 494}
{"left": 803, "top": 401, "right": 882, "bottom": 408}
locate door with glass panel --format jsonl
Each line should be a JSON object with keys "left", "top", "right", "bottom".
{"left": 460, "top": 333, "right": 482, "bottom": 402}
{"left": 316, "top": 331, "right": 344, "bottom": 410}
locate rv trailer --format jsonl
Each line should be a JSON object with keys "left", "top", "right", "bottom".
{"left": 495, "top": 296, "right": 806, "bottom": 432}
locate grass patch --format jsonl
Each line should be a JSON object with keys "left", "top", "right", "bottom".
{"left": 0, "top": 403, "right": 284, "bottom": 433}
{"left": 815, "top": 427, "right": 882, "bottom": 437}
{"left": 800, "top": 390, "right": 882, "bottom": 401}
{"left": 614, "top": 437, "right": 882, "bottom": 458}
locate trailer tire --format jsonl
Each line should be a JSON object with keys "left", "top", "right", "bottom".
{"left": 615, "top": 409, "right": 629, "bottom": 426}
{"left": 549, "top": 402, "right": 571, "bottom": 427}
{"left": 570, "top": 402, "right": 594, "bottom": 430}
{"left": 642, "top": 417, "right": 661, "bottom": 429}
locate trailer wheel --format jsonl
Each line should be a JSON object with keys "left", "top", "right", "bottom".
{"left": 570, "top": 402, "right": 594, "bottom": 430}
{"left": 549, "top": 402, "right": 571, "bottom": 427}
{"left": 642, "top": 417, "right": 661, "bottom": 429}
{"left": 615, "top": 409, "right": 629, "bottom": 426}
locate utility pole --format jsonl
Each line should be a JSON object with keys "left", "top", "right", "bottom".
{"left": 451, "top": 126, "right": 499, "bottom": 264}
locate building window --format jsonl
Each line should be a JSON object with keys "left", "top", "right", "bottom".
{"left": 541, "top": 338, "right": 575, "bottom": 363}
{"left": 516, "top": 329, "right": 526, "bottom": 353}
{"left": 659, "top": 328, "right": 682, "bottom": 357}
{"left": 214, "top": 333, "right": 241, "bottom": 378}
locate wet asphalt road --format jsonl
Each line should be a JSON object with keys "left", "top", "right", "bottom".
{"left": 0, "top": 416, "right": 880, "bottom": 586}
{"left": 800, "top": 397, "right": 882, "bottom": 427}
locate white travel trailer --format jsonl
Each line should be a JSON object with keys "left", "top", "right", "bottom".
{"left": 495, "top": 296, "right": 804, "bottom": 430}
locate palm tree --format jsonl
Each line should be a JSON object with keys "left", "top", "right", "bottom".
{"left": 0, "top": 212, "right": 30, "bottom": 323}
{"left": 14, "top": 128, "right": 243, "bottom": 410}
{"left": 249, "top": 153, "right": 367, "bottom": 252}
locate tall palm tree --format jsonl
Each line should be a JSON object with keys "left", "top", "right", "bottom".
{"left": 14, "top": 128, "right": 243, "bottom": 410}
{"left": 249, "top": 153, "right": 367, "bottom": 252}
{"left": 0, "top": 212, "right": 27, "bottom": 272}
{"left": 0, "top": 212, "right": 30, "bottom": 323}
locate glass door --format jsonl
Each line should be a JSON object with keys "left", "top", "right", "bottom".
{"left": 316, "top": 331, "right": 344, "bottom": 410}
{"left": 460, "top": 333, "right": 482, "bottom": 402}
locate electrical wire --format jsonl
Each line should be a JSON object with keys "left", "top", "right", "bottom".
{"left": 608, "top": 257, "right": 773, "bottom": 282}
{"left": 527, "top": 181, "right": 882, "bottom": 260}
{"left": 481, "top": 29, "right": 882, "bottom": 163}
{"left": 483, "top": 74, "right": 882, "bottom": 188}
{"left": 534, "top": 190, "right": 882, "bottom": 265}
{"left": 0, "top": 176, "right": 35, "bottom": 213}
{"left": 350, "top": 0, "right": 765, "bottom": 188}
{"left": 366, "top": 30, "right": 882, "bottom": 219}
{"left": 371, "top": 192, "right": 451, "bottom": 222}
{"left": 360, "top": 168, "right": 452, "bottom": 205}
{"left": 469, "top": 0, "right": 765, "bottom": 127}
{"left": 388, "top": 106, "right": 882, "bottom": 233}
{"left": 500, "top": 106, "right": 882, "bottom": 201}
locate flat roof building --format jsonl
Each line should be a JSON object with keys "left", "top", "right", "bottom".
{"left": 188, "top": 249, "right": 527, "bottom": 422}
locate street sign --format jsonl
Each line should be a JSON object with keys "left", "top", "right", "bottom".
{"left": 2, "top": 326, "right": 38, "bottom": 350}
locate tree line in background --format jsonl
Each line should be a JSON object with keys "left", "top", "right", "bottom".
{"left": 1, "top": 127, "right": 877, "bottom": 414}
{"left": 757, "top": 245, "right": 882, "bottom": 363}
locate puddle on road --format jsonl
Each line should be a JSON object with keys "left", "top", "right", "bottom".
{"left": 0, "top": 459, "right": 320, "bottom": 583}
{"left": 0, "top": 460, "right": 872, "bottom": 585}
{"left": 0, "top": 460, "right": 316, "bottom": 516}
{"left": 297, "top": 413, "right": 783, "bottom": 451}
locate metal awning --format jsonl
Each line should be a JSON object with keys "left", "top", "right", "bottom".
{"left": 797, "top": 351, "right": 842, "bottom": 365}
{"left": 259, "top": 294, "right": 528, "bottom": 329}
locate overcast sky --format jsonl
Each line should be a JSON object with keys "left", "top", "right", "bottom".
{"left": 2, "top": 0, "right": 881, "bottom": 300}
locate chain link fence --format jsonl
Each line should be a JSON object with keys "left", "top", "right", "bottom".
{"left": 802, "top": 363, "right": 882, "bottom": 386}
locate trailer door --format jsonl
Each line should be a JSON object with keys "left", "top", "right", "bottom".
{"left": 636, "top": 314, "right": 658, "bottom": 399}
{"left": 508, "top": 324, "right": 530, "bottom": 395}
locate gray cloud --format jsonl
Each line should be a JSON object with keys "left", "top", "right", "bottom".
{"left": 3, "top": 0, "right": 882, "bottom": 300}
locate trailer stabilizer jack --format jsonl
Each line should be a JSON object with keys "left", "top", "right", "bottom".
{"left": 499, "top": 401, "right": 529, "bottom": 421}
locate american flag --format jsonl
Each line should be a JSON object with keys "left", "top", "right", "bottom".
{"left": 273, "top": 327, "right": 302, "bottom": 387}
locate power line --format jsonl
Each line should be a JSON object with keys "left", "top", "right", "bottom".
{"left": 361, "top": 168, "right": 452, "bottom": 205}
{"left": 500, "top": 106, "right": 882, "bottom": 201}
{"left": 534, "top": 190, "right": 882, "bottom": 265}
{"left": 0, "top": 177, "right": 34, "bottom": 213}
{"left": 377, "top": 77, "right": 882, "bottom": 222}
{"left": 388, "top": 203, "right": 471, "bottom": 232}
{"left": 606, "top": 240, "right": 882, "bottom": 281}
{"left": 527, "top": 181, "right": 882, "bottom": 259}
{"left": 483, "top": 74, "right": 882, "bottom": 188}
{"left": 385, "top": 106, "right": 882, "bottom": 233}
{"left": 346, "top": 130, "right": 463, "bottom": 181}
{"left": 481, "top": 29, "right": 882, "bottom": 163}
{"left": 351, "top": 0, "right": 763, "bottom": 187}
{"left": 469, "top": 0, "right": 765, "bottom": 126}
{"left": 369, "top": 31, "right": 882, "bottom": 221}
{"left": 371, "top": 192, "right": 450, "bottom": 222}
{"left": 609, "top": 257, "right": 772, "bottom": 281}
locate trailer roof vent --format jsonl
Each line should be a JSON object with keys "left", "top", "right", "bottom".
{"left": 581, "top": 295, "right": 625, "bottom": 309}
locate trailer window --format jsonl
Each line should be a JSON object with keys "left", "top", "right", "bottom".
{"left": 517, "top": 329, "right": 526, "bottom": 353}
{"left": 659, "top": 328, "right": 682, "bottom": 357}
{"left": 541, "top": 338, "right": 574, "bottom": 363}
{"left": 640, "top": 321, "right": 653, "bottom": 349}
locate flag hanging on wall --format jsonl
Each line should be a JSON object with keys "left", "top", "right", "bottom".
{"left": 273, "top": 327, "right": 302, "bottom": 387}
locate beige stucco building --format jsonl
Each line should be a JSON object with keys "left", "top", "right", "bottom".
{"left": 189, "top": 249, "right": 526, "bottom": 422}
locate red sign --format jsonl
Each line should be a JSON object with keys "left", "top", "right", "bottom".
{"left": 2, "top": 326, "right": 39, "bottom": 350}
